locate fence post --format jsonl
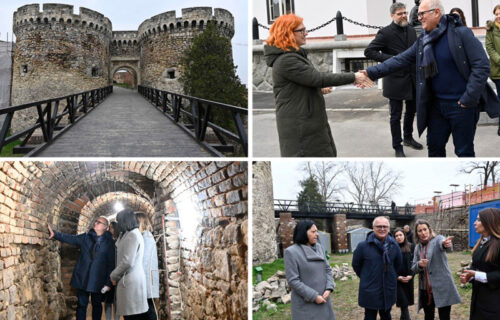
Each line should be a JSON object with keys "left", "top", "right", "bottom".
{"left": 252, "top": 17, "right": 259, "bottom": 40}
{"left": 335, "top": 11, "right": 347, "bottom": 41}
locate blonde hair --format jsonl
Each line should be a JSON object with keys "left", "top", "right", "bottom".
{"left": 136, "top": 212, "right": 152, "bottom": 233}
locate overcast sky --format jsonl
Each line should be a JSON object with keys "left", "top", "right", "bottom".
{"left": 271, "top": 160, "right": 485, "bottom": 205}
{"left": 0, "top": 0, "right": 248, "bottom": 84}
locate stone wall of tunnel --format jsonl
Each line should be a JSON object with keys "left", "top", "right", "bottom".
{"left": 0, "top": 161, "right": 248, "bottom": 320}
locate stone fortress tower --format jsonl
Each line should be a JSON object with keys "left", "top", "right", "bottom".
{"left": 10, "top": 3, "right": 235, "bottom": 132}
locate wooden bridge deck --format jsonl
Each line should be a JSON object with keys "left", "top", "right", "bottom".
{"left": 36, "top": 87, "right": 211, "bottom": 157}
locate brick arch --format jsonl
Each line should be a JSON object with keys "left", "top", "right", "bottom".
{"left": 111, "top": 65, "right": 139, "bottom": 88}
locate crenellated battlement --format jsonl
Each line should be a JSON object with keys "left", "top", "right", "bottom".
{"left": 137, "top": 7, "right": 234, "bottom": 41}
{"left": 13, "top": 3, "right": 112, "bottom": 37}
{"left": 112, "top": 31, "right": 139, "bottom": 46}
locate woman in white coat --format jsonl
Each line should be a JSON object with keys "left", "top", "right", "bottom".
{"left": 136, "top": 212, "right": 160, "bottom": 320}
{"left": 110, "top": 209, "right": 148, "bottom": 319}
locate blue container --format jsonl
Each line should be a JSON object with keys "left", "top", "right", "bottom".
{"left": 469, "top": 200, "right": 500, "bottom": 247}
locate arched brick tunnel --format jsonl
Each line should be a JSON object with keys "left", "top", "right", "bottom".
{"left": 0, "top": 161, "right": 248, "bottom": 320}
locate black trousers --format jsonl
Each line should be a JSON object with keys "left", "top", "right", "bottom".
{"left": 420, "top": 290, "right": 451, "bottom": 320}
{"left": 399, "top": 305, "right": 411, "bottom": 320}
{"left": 123, "top": 299, "right": 157, "bottom": 320}
{"left": 389, "top": 99, "right": 416, "bottom": 150}
{"left": 364, "top": 308, "right": 392, "bottom": 320}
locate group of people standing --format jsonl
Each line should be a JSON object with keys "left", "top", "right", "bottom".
{"left": 47, "top": 209, "right": 160, "bottom": 320}
{"left": 264, "top": 0, "right": 500, "bottom": 157}
{"left": 284, "top": 208, "right": 500, "bottom": 320}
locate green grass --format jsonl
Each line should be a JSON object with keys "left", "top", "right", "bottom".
{"left": 253, "top": 251, "right": 473, "bottom": 320}
{"left": 113, "top": 83, "right": 133, "bottom": 89}
{"left": 0, "top": 130, "right": 23, "bottom": 157}
{"left": 253, "top": 258, "right": 284, "bottom": 285}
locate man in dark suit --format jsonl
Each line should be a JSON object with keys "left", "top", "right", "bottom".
{"left": 365, "top": 2, "right": 423, "bottom": 157}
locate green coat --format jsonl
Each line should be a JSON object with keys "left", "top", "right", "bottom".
{"left": 486, "top": 21, "right": 500, "bottom": 79}
{"left": 264, "top": 45, "right": 355, "bottom": 157}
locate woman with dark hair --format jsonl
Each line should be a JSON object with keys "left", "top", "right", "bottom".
{"left": 486, "top": 4, "right": 500, "bottom": 136}
{"left": 136, "top": 212, "right": 159, "bottom": 320}
{"left": 284, "top": 220, "right": 335, "bottom": 319}
{"left": 394, "top": 228, "right": 415, "bottom": 320}
{"left": 264, "top": 13, "right": 373, "bottom": 157}
{"left": 110, "top": 209, "right": 148, "bottom": 319}
{"left": 460, "top": 208, "right": 500, "bottom": 320}
{"left": 411, "top": 220, "right": 461, "bottom": 320}
{"left": 449, "top": 8, "right": 467, "bottom": 26}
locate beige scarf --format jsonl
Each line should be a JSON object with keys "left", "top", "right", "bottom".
{"left": 419, "top": 240, "right": 433, "bottom": 305}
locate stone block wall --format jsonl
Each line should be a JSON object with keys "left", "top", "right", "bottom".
{"left": 0, "top": 161, "right": 248, "bottom": 319}
{"left": 279, "top": 213, "right": 295, "bottom": 252}
{"left": 332, "top": 214, "right": 348, "bottom": 252}
{"left": 252, "top": 162, "right": 278, "bottom": 265}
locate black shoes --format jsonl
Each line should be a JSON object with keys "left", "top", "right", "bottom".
{"left": 403, "top": 137, "right": 424, "bottom": 150}
{"left": 395, "top": 149, "right": 406, "bottom": 157}
{"left": 498, "top": 127, "right": 500, "bottom": 136}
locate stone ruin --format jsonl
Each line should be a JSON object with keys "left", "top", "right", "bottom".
{"left": 252, "top": 263, "right": 357, "bottom": 312}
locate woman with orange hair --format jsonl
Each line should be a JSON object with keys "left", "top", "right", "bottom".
{"left": 264, "top": 13, "right": 373, "bottom": 157}
{"left": 460, "top": 208, "right": 500, "bottom": 320}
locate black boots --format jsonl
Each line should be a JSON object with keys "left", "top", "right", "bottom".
{"left": 403, "top": 137, "right": 424, "bottom": 150}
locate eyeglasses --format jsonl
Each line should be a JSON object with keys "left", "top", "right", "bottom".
{"left": 395, "top": 11, "right": 408, "bottom": 16}
{"left": 293, "top": 28, "right": 307, "bottom": 35}
{"left": 95, "top": 220, "right": 107, "bottom": 226}
{"left": 417, "top": 8, "right": 436, "bottom": 18}
{"left": 374, "top": 225, "right": 389, "bottom": 229}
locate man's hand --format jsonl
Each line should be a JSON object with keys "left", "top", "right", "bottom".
{"left": 47, "top": 224, "right": 54, "bottom": 239}
{"left": 314, "top": 295, "right": 327, "bottom": 304}
{"left": 354, "top": 70, "right": 374, "bottom": 89}
{"left": 443, "top": 236, "right": 454, "bottom": 248}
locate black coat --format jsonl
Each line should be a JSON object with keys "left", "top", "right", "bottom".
{"left": 54, "top": 229, "right": 115, "bottom": 293}
{"left": 396, "top": 243, "right": 415, "bottom": 307}
{"left": 470, "top": 240, "right": 500, "bottom": 320}
{"left": 406, "top": 230, "right": 414, "bottom": 244}
{"left": 364, "top": 22, "right": 417, "bottom": 100}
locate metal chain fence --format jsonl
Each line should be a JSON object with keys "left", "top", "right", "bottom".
{"left": 258, "top": 16, "right": 383, "bottom": 32}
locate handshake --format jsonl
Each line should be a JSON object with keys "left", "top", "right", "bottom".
{"left": 354, "top": 70, "right": 374, "bottom": 89}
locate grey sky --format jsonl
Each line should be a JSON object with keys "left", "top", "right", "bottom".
{"left": 0, "top": 0, "right": 248, "bottom": 84}
{"left": 271, "top": 160, "right": 483, "bottom": 205}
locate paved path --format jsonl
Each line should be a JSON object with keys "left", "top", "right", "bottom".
{"left": 37, "top": 87, "right": 211, "bottom": 157}
{"left": 253, "top": 89, "right": 500, "bottom": 157}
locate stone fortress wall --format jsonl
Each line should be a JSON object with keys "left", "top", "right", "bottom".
{"left": 10, "top": 4, "right": 235, "bottom": 132}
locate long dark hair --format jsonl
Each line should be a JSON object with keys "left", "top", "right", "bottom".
{"left": 394, "top": 228, "right": 411, "bottom": 253}
{"left": 414, "top": 219, "right": 435, "bottom": 244}
{"left": 450, "top": 7, "right": 467, "bottom": 26}
{"left": 116, "top": 209, "right": 139, "bottom": 235}
{"left": 293, "top": 220, "right": 315, "bottom": 245}
{"left": 472, "top": 208, "right": 500, "bottom": 263}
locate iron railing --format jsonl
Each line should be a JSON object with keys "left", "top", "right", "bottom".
{"left": 138, "top": 85, "right": 248, "bottom": 157}
{"left": 274, "top": 199, "right": 415, "bottom": 219}
{"left": 0, "top": 86, "right": 113, "bottom": 156}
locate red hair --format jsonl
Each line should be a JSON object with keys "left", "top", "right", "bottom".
{"left": 266, "top": 14, "right": 303, "bottom": 51}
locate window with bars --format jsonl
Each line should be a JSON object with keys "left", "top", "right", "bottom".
{"left": 267, "top": 0, "right": 295, "bottom": 24}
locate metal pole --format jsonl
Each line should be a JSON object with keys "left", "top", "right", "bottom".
{"left": 335, "top": 11, "right": 346, "bottom": 41}
{"left": 471, "top": 0, "right": 479, "bottom": 27}
{"left": 252, "top": 17, "right": 259, "bottom": 40}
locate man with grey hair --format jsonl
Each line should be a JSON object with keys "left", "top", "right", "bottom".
{"left": 404, "top": 224, "right": 414, "bottom": 243}
{"left": 365, "top": 0, "right": 500, "bottom": 157}
{"left": 353, "top": 216, "right": 402, "bottom": 319}
{"left": 365, "top": 2, "right": 422, "bottom": 157}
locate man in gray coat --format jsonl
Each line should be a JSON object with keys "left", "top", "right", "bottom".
{"left": 284, "top": 220, "right": 336, "bottom": 319}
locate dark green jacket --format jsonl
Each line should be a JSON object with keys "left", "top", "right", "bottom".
{"left": 264, "top": 45, "right": 355, "bottom": 157}
{"left": 486, "top": 21, "right": 500, "bottom": 79}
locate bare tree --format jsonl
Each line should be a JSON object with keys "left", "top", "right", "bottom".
{"left": 300, "top": 162, "right": 343, "bottom": 202}
{"left": 461, "top": 161, "right": 499, "bottom": 187}
{"left": 344, "top": 162, "right": 403, "bottom": 205}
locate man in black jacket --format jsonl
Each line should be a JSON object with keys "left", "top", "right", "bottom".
{"left": 365, "top": 2, "right": 423, "bottom": 157}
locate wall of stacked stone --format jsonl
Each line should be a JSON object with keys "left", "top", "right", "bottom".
{"left": 11, "top": 4, "right": 112, "bottom": 133}
{"left": 111, "top": 31, "right": 140, "bottom": 57}
{"left": 0, "top": 161, "right": 248, "bottom": 319}
{"left": 138, "top": 8, "right": 234, "bottom": 93}
{"left": 252, "top": 162, "right": 278, "bottom": 265}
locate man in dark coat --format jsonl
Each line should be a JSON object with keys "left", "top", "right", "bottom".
{"left": 352, "top": 216, "right": 402, "bottom": 320}
{"left": 48, "top": 216, "right": 115, "bottom": 320}
{"left": 364, "top": 0, "right": 500, "bottom": 157}
{"left": 404, "top": 225, "right": 414, "bottom": 243}
{"left": 365, "top": 2, "right": 423, "bottom": 157}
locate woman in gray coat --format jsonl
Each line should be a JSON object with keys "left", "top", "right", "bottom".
{"left": 136, "top": 212, "right": 160, "bottom": 320}
{"left": 110, "top": 209, "right": 148, "bottom": 319}
{"left": 411, "top": 220, "right": 461, "bottom": 320}
{"left": 284, "top": 220, "right": 335, "bottom": 319}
